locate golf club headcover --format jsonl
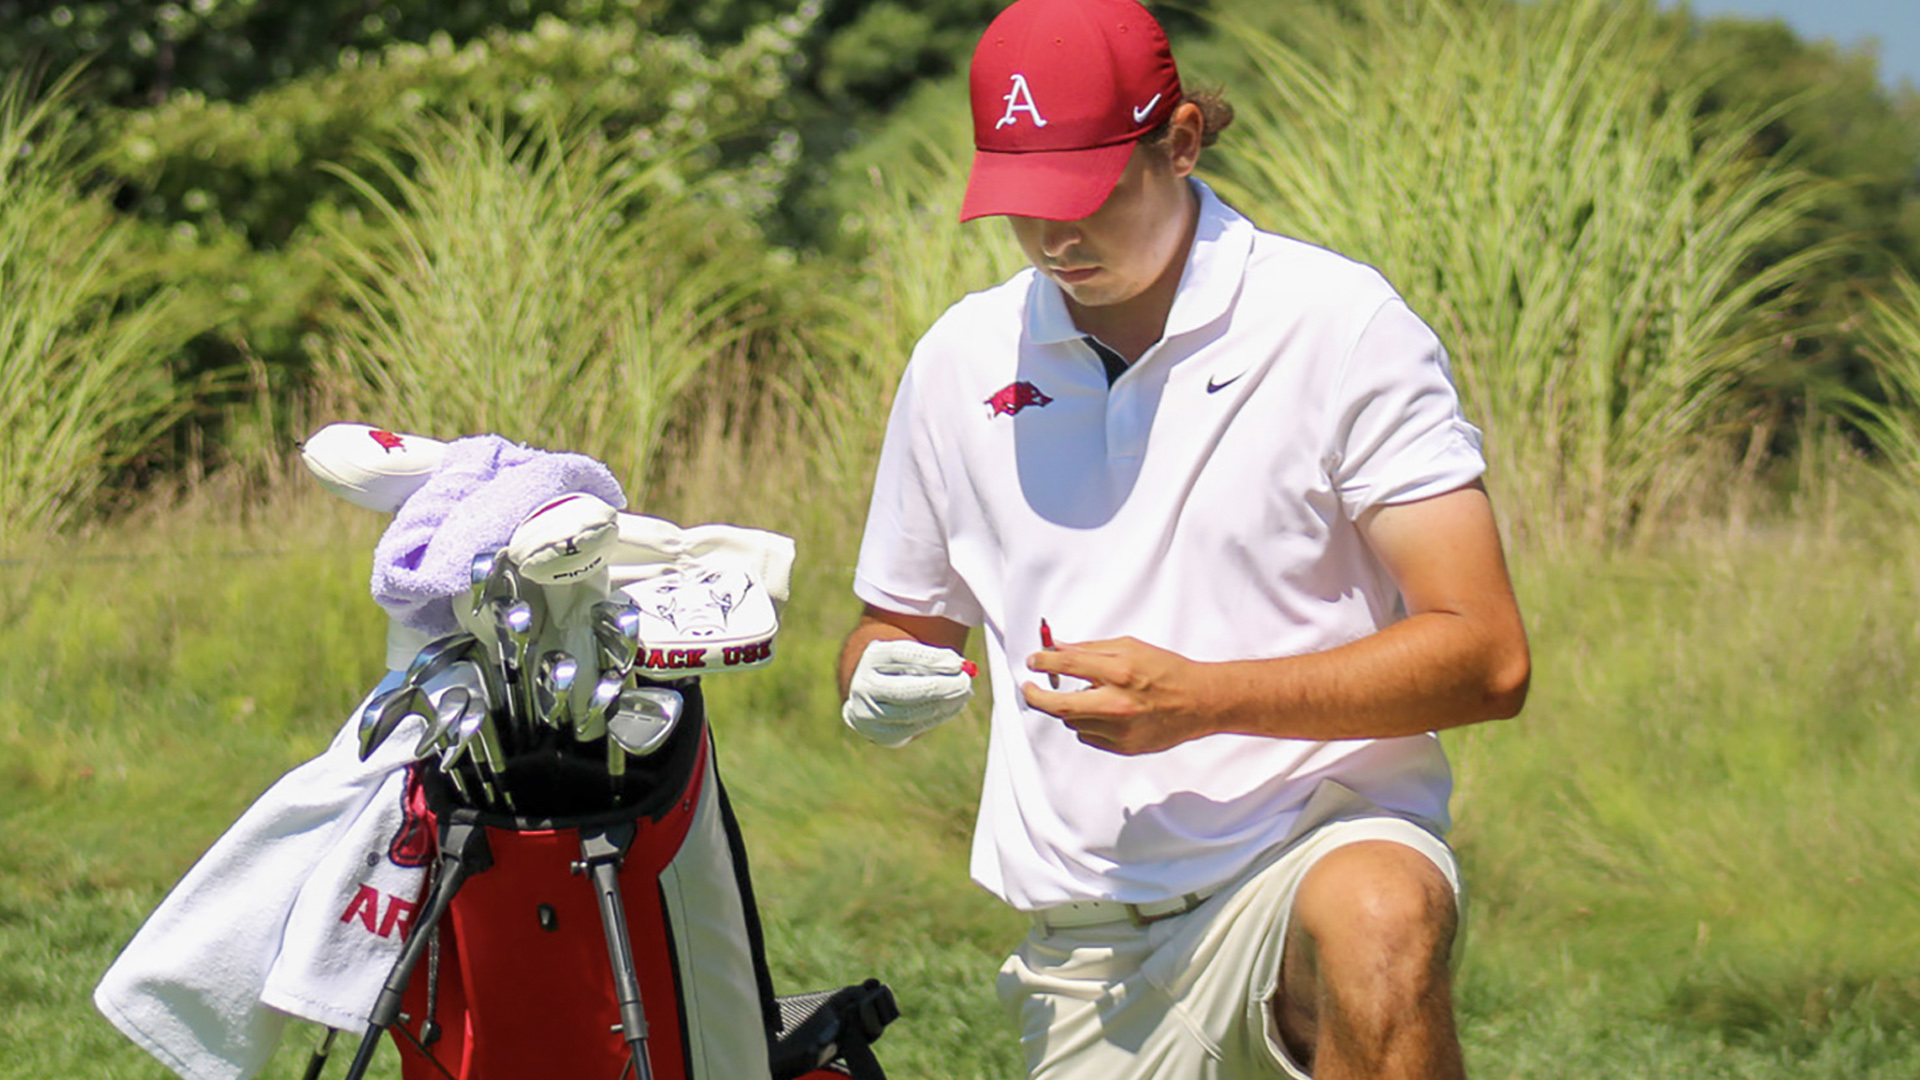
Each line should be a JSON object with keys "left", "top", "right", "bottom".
{"left": 609, "top": 514, "right": 793, "bottom": 677}
{"left": 507, "top": 492, "right": 621, "bottom": 585}
{"left": 301, "top": 423, "right": 449, "bottom": 513}
{"left": 842, "top": 639, "right": 976, "bottom": 748}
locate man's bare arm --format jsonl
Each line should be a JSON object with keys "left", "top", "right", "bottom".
{"left": 838, "top": 605, "right": 971, "bottom": 699}
{"left": 1021, "top": 482, "right": 1530, "bottom": 754}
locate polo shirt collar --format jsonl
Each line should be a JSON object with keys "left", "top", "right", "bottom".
{"left": 1026, "top": 178, "right": 1255, "bottom": 348}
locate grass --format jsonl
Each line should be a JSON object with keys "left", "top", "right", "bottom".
{"left": 1845, "top": 271, "right": 1920, "bottom": 510}
{"left": 1203, "top": 0, "right": 1840, "bottom": 548}
{"left": 314, "top": 110, "right": 784, "bottom": 499}
{"left": 1448, "top": 510, "right": 1920, "bottom": 1071}
{"left": 3, "top": 474, "right": 1918, "bottom": 1078}
{"left": 0, "top": 71, "right": 218, "bottom": 539}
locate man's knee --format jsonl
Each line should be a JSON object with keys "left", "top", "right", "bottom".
{"left": 1292, "top": 840, "right": 1458, "bottom": 1005}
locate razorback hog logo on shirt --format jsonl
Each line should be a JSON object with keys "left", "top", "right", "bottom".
{"left": 986, "top": 381, "right": 1053, "bottom": 418}
{"left": 368, "top": 429, "right": 406, "bottom": 452}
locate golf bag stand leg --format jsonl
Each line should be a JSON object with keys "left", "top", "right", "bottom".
{"left": 342, "top": 809, "right": 494, "bottom": 1080}
{"left": 575, "top": 820, "right": 653, "bottom": 1080}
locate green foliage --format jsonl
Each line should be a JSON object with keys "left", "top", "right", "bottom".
{"left": 1449, "top": 509, "right": 1920, "bottom": 1053}
{"left": 1672, "top": 11, "right": 1920, "bottom": 411}
{"left": 654, "top": 0, "right": 1004, "bottom": 109}
{"left": 1680, "top": 13, "right": 1920, "bottom": 274}
{"left": 315, "top": 112, "right": 783, "bottom": 497}
{"left": 80, "top": 13, "right": 811, "bottom": 497}
{"left": 99, "top": 15, "right": 807, "bottom": 248}
{"left": 1208, "top": 0, "right": 1839, "bottom": 546}
{"left": 0, "top": 0, "right": 659, "bottom": 105}
{"left": 1840, "top": 273, "right": 1920, "bottom": 506}
{"left": 0, "top": 73, "right": 220, "bottom": 541}
{"left": 794, "top": 78, "right": 1026, "bottom": 491}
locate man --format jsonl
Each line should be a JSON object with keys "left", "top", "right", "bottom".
{"left": 838, "top": 1, "right": 1530, "bottom": 1077}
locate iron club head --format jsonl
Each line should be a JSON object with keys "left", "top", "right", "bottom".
{"left": 495, "top": 601, "right": 535, "bottom": 676}
{"left": 590, "top": 601, "right": 643, "bottom": 677}
{"left": 403, "top": 632, "right": 479, "bottom": 690}
{"left": 470, "top": 551, "right": 500, "bottom": 614}
{"left": 606, "top": 686, "right": 684, "bottom": 758}
{"left": 576, "top": 673, "right": 622, "bottom": 741}
{"left": 439, "top": 705, "right": 484, "bottom": 772}
{"left": 534, "top": 651, "right": 578, "bottom": 731}
{"left": 359, "top": 686, "right": 429, "bottom": 761}
{"left": 414, "top": 686, "right": 471, "bottom": 759}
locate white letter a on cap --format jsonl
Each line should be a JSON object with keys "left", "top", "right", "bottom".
{"left": 996, "top": 73, "right": 1048, "bottom": 129}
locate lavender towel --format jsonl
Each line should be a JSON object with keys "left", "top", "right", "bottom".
{"left": 371, "top": 435, "right": 625, "bottom": 636}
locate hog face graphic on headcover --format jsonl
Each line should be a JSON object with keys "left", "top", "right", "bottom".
{"left": 642, "top": 569, "right": 756, "bottom": 637}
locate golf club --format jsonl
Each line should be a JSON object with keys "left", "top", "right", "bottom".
{"left": 577, "top": 673, "right": 622, "bottom": 742}
{"left": 415, "top": 686, "right": 471, "bottom": 760}
{"left": 534, "top": 651, "right": 579, "bottom": 732}
{"left": 606, "top": 687, "right": 684, "bottom": 759}
{"left": 358, "top": 686, "right": 430, "bottom": 762}
{"left": 402, "top": 632, "right": 480, "bottom": 691}
{"left": 590, "top": 601, "right": 643, "bottom": 679}
{"left": 496, "top": 599, "right": 537, "bottom": 737}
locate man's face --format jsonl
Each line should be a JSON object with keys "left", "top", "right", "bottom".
{"left": 1006, "top": 142, "right": 1195, "bottom": 313}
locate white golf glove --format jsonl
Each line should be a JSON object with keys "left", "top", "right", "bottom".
{"left": 842, "top": 639, "right": 976, "bottom": 748}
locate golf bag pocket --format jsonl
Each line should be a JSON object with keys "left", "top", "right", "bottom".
{"left": 395, "top": 730, "right": 774, "bottom": 1080}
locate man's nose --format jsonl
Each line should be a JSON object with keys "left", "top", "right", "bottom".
{"left": 1038, "top": 219, "right": 1081, "bottom": 258}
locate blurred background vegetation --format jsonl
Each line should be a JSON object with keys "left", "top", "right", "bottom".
{"left": 0, "top": 0, "right": 1913, "bottom": 536}
{"left": 2, "top": 0, "right": 1918, "bottom": 1076}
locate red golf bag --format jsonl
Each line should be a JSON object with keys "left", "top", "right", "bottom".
{"left": 344, "top": 679, "right": 897, "bottom": 1080}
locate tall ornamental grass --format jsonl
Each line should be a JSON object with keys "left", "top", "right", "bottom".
{"left": 1846, "top": 272, "right": 1920, "bottom": 508}
{"left": 317, "top": 113, "right": 771, "bottom": 497}
{"left": 800, "top": 88, "right": 1026, "bottom": 513}
{"left": 1210, "top": 0, "right": 1837, "bottom": 547}
{"left": 0, "top": 74, "right": 213, "bottom": 541}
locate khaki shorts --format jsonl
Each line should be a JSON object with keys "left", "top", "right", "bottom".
{"left": 996, "top": 783, "right": 1462, "bottom": 1080}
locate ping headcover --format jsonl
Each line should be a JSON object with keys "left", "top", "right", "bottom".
{"left": 507, "top": 493, "right": 622, "bottom": 586}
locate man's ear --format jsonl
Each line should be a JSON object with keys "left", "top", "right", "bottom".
{"left": 1167, "top": 101, "right": 1205, "bottom": 178}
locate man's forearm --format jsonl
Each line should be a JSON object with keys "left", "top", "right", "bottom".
{"left": 1202, "top": 609, "right": 1530, "bottom": 741}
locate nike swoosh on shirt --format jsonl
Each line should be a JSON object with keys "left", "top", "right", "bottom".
{"left": 1206, "top": 373, "right": 1244, "bottom": 394}
{"left": 1132, "top": 94, "right": 1163, "bottom": 124}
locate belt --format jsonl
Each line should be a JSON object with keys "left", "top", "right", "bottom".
{"left": 1030, "top": 887, "right": 1220, "bottom": 934}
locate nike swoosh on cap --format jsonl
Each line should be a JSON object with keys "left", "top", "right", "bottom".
{"left": 1132, "top": 94, "right": 1163, "bottom": 124}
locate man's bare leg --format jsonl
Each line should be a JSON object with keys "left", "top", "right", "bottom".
{"left": 1272, "top": 841, "right": 1465, "bottom": 1080}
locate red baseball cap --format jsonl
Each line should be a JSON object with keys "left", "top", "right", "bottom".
{"left": 961, "top": 0, "right": 1183, "bottom": 222}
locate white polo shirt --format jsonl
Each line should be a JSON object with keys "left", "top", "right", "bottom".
{"left": 853, "top": 181, "right": 1486, "bottom": 910}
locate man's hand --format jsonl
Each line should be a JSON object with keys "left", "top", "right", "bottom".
{"left": 1022, "top": 635, "right": 1221, "bottom": 755}
{"left": 842, "top": 639, "right": 976, "bottom": 748}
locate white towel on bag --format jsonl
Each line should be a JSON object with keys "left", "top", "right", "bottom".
{"left": 93, "top": 676, "right": 428, "bottom": 1080}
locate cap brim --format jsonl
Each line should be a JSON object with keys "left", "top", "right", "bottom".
{"left": 959, "top": 141, "right": 1137, "bottom": 223}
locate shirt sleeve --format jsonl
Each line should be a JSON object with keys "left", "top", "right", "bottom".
{"left": 1327, "top": 298, "right": 1486, "bottom": 519}
{"left": 851, "top": 356, "right": 986, "bottom": 626}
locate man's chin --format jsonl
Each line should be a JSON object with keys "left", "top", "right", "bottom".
{"left": 1055, "top": 278, "right": 1126, "bottom": 310}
